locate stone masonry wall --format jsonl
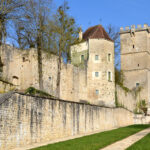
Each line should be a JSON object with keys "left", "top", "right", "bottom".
{"left": 116, "top": 85, "right": 136, "bottom": 111}
{"left": 0, "top": 45, "right": 39, "bottom": 90}
{"left": 87, "top": 39, "right": 115, "bottom": 106}
{"left": 60, "top": 63, "right": 88, "bottom": 103}
{"left": 0, "top": 45, "right": 88, "bottom": 103}
{"left": 0, "top": 80, "right": 16, "bottom": 93}
{"left": 120, "top": 26, "right": 150, "bottom": 109}
{"left": 0, "top": 92, "right": 137, "bottom": 150}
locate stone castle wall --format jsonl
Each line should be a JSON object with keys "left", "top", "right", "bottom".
{"left": 0, "top": 45, "right": 88, "bottom": 103}
{"left": 0, "top": 92, "right": 141, "bottom": 150}
{"left": 120, "top": 25, "right": 150, "bottom": 109}
{"left": 60, "top": 63, "right": 88, "bottom": 102}
{"left": 116, "top": 85, "right": 136, "bottom": 111}
{"left": 0, "top": 45, "right": 39, "bottom": 90}
{"left": 0, "top": 44, "right": 115, "bottom": 106}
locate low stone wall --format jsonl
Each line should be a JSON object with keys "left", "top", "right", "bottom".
{"left": 0, "top": 80, "right": 16, "bottom": 93}
{"left": 0, "top": 93, "right": 148, "bottom": 150}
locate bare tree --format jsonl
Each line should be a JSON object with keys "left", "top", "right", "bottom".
{"left": 106, "top": 24, "right": 121, "bottom": 85}
{"left": 0, "top": 0, "right": 25, "bottom": 45}
{"left": 47, "top": 1, "right": 79, "bottom": 97}
{"left": 106, "top": 24, "right": 120, "bottom": 68}
{"left": 15, "top": 0, "right": 52, "bottom": 90}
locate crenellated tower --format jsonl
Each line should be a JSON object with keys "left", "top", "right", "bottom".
{"left": 120, "top": 24, "right": 150, "bottom": 112}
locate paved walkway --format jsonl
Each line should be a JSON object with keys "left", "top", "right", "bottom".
{"left": 100, "top": 127, "right": 150, "bottom": 150}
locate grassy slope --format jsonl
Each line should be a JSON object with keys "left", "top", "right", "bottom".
{"left": 126, "top": 133, "right": 150, "bottom": 150}
{"left": 32, "top": 125, "right": 150, "bottom": 150}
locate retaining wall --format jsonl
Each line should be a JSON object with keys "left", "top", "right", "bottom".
{"left": 0, "top": 93, "right": 148, "bottom": 150}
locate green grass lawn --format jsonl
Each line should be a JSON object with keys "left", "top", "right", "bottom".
{"left": 32, "top": 125, "right": 150, "bottom": 150}
{"left": 126, "top": 133, "right": 150, "bottom": 150}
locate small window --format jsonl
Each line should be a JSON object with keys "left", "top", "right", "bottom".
{"left": 81, "top": 55, "right": 84, "bottom": 61}
{"left": 49, "top": 77, "right": 52, "bottom": 80}
{"left": 95, "top": 90, "right": 99, "bottom": 95}
{"left": 136, "top": 83, "right": 140, "bottom": 87}
{"left": 138, "top": 64, "right": 139, "bottom": 67}
{"left": 108, "top": 53, "right": 111, "bottom": 62}
{"left": 0, "top": 57, "right": 3, "bottom": 73}
{"left": 95, "top": 72, "right": 99, "bottom": 77}
{"left": 22, "top": 57, "right": 25, "bottom": 62}
{"left": 108, "top": 71, "right": 112, "bottom": 81}
{"left": 95, "top": 55, "right": 99, "bottom": 60}
{"left": 12, "top": 76, "right": 19, "bottom": 85}
{"left": 133, "top": 45, "right": 135, "bottom": 49}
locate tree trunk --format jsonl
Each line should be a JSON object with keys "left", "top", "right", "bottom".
{"left": 56, "top": 45, "right": 62, "bottom": 98}
{"left": 37, "top": 34, "right": 43, "bottom": 90}
{"left": 0, "top": 21, "right": 3, "bottom": 46}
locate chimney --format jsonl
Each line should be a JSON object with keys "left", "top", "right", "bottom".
{"left": 79, "top": 28, "right": 83, "bottom": 42}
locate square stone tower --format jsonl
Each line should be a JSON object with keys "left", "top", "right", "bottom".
{"left": 120, "top": 24, "right": 150, "bottom": 111}
{"left": 71, "top": 25, "right": 115, "bottom": 107}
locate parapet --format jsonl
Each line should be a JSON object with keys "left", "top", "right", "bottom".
{"left": 120, "top": 24, "right": 150, "bottom": 33}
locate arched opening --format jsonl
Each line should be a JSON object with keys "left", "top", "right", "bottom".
{"left": 12, "top": 76, "right": 19, "bottom": 85}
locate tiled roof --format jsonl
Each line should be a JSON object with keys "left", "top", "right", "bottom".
{"left": 83, "top": 25, "right": 113, "bottom": 42}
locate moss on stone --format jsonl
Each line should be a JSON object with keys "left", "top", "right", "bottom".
{"left": 25, "top": 87, "right": 56, "bottom": 98}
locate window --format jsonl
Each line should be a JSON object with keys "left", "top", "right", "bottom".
{"left": 95, "top": 90, "right": 99, "bottom": 95}
{"left": 95, "top": 55, "right": 99, "bottom": 60}
{"left": 0, "top": 57, "right": 3, "bottom": 73}
{"left": 81, "top": 55, "right": 84, "bottom": 61}
{"left": 108, "top": 53, "right": 111, "bottom": 62}
{"left": 12, "top": 76, "right": 19, "bottom": 85}
{"left": 22, "top": 57, "right": 25, "bottom": 62}
{"left": 136, "top": 83, "right": 140, "bottom": 87}
{"left": 95, "top": 72, "right": 99, "bottom": 77}
{"left": 138, "top": 64, "right": 139, "bottom": 67}
{"left": 49, "top": 77, "right": 52, "bottom": 80}
{"left": 108, "top": 71, "right": 112, "bottom": 81}
{"left": 133, "top": 45, "right": 135, "bottom": 49}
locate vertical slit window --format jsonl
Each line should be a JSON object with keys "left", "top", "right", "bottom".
{"left": 108, "top": 53, "right": 111, "bottom": 62}
{"left": 108, "top": 71, "right": 112, "bottom": 81}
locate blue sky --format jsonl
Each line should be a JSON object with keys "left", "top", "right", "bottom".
{"left": 56, "top": 0, "right": 149, "bottom": 31}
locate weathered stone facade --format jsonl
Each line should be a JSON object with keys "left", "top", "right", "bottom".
{"left": 1, "top": 24, "right": 150, "bottom": 150}
{"left": 0, "top": 80, "right": 16, "bottom": 93}
{"left": 0, "top": 92, "right": 146, "bottom": 150}
{"left": 0, "top": 25, "right": 115, "bottom": 107}
{"left": 120, "top": 24, "right": 150, "bottom": 111}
